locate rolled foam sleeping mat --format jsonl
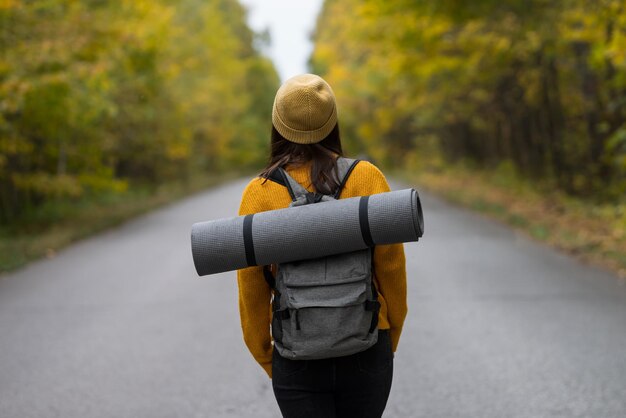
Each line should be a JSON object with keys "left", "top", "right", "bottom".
{"left": 191, "top": 188, "right": 424, "bottom": 276}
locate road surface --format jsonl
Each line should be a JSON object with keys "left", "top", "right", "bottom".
{"left": 1, "top": 178, "right": 625, "bottom": 418}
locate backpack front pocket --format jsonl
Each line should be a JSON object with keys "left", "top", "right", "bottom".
{"left": 279, "top": 250, "right": 371, "bottom": 309}
{"left": 284, "top": 275, "right": 367, "bottom": 309}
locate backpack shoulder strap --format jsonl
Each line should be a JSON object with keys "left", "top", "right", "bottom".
{"left": 334, "top": 157, "right": 361, "bottom": 199}
{"left": 265, "top": 169, "right": 286, "bottom": 187}
{"left": 266, "top": 157, "right": 361, "bottom": 201}
{"left": 263, "top": 168, "right": 305, "bottom": 201}
{"left": 278, "top": 168, "right": 309, "bottom": 201}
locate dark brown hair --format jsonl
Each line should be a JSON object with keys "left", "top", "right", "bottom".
{"left": 259, "top": 124, "right": 344, "bottom": 195}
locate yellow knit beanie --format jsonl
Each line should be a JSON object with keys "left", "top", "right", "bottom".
{"left": 272, "top": 74, "right": 338, "bottom": 144}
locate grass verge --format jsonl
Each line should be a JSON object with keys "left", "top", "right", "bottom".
{"left": 0, "top": 172, "right": 240, "bottom": 274}
{"left": 399, "top": 165, "right": 626, "bottom": 279}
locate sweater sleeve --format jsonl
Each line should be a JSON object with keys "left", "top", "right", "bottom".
{"left": 353, "top": 162, "right": 408, "bottom": 352}
{"left": 374, "top": 243, "right": 407, "bottom": 352}
{"left": 236, "top": 179, "right": 273, "bottom": 378}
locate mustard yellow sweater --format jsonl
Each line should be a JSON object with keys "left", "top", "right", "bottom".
{"left": 237, "top": 160, "right": 407, "bottom": 378}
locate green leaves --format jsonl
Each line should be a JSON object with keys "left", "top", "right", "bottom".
{"left": 0, "top": 0, "right": 279, "bottom": 224}
{"left": 311, "top": 0, "right": 626, "bottom": 200}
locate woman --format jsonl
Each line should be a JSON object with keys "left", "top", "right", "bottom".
{"left": 237, "top": 74, "right": 407, "bottom": 418}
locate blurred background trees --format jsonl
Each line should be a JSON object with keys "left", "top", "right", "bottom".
{"left": 2, "top": 0, "right": 625, "bottom": 231}
{"left": 311, "top": 0, "right": 626, "bottom": 201}
{"left": 0, "top": 0, "right": 279, "bottom": 225}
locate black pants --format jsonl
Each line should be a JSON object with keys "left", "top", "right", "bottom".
{"left": 272, "top": 330, "right": 394, "bottom": 418}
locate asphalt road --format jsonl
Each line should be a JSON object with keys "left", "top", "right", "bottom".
{"left": 1, "top": 178, "right": 625, "bottom": 418}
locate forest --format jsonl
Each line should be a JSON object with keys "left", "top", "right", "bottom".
{"left": 0, "top": 0, "right": 279, "bottom": 226}
{"left": 311, "top": 0, "right": 626, "bottom": 201}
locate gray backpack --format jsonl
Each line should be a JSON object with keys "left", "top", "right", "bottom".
{"left": 263, "top": 158, "right": 380, "bottom": 360}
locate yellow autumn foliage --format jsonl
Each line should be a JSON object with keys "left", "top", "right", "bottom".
{"left": 311, "top": 0, "right": 626, "bottom": 200}
{"left": 0, "top": 0, "right": 279, "bottom": 223}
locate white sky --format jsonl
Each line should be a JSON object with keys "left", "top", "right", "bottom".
{"left": 239, "top": 0, "right": 324, "bottom": 81}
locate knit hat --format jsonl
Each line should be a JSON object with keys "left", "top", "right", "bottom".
{"left": 272, "top": 74, "right": 338, "bottom": 144}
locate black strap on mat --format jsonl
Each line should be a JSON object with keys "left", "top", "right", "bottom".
{"left": 243, "top": 214, "right": 257, "bottom": 267}
{"left": 359, "top": 195, "right": 375, "bottom": 247}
